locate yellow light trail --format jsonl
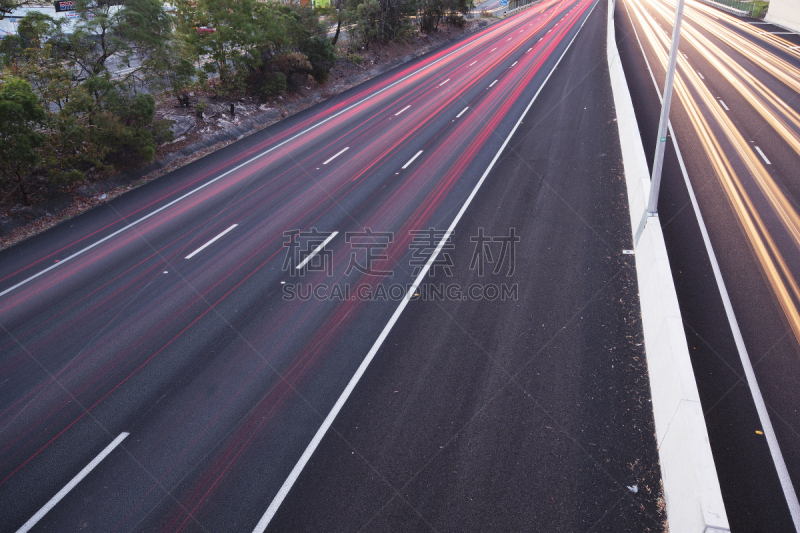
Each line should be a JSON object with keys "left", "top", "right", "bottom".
{"left": 626, "top": 0, "right": 800, "bottom": 345}
{"left": 690, "top": 1, "right": 800, "bottom": 61}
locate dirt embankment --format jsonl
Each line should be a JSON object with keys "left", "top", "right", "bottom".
{"left": 0, "top": 19, "right": 496, "bottom": 250}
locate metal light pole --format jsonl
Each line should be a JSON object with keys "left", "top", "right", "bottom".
{"left": 647, "top": 0, "right": 685, "bottom": 215}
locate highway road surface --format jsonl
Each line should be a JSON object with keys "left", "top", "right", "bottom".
{"left": 616, "top": 0, "right": 800, "bottom": 530}
{"left": 0, "top": 0, "right": 666, "bottom": 531}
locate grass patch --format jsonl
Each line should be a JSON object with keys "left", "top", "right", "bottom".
{"left": 751, "top": 0, "right": 769, "bottom": 18}
{"left": 344, "top": 53, "right": 364, "bottom": 64}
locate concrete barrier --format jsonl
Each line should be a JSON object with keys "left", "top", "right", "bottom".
{"left": 606, "top": 1, "right": 730, "bottom": 531}
{"left": 765, "top": 0, "right": 800, "bottom": 32}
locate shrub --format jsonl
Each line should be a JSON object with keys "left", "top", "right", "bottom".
{"left": 273, "top": 52, "right": 313, "bottom": 87}
{"left": 194, "top": 98, "right": 208, "bottom": 118}
{"left": 303, "top": 35, "right": 336, "bottom": 83}
{"left": 53, "top": 168, "right": 86, "bottom": 184}
{"left": 261, "top": 72, "right": 287, "bottom": 96}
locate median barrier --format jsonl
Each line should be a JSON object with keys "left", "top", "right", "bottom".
{"left": 606, "top": 0, "right": 731, "bottom": 530}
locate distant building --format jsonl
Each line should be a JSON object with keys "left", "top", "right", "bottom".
{"left": 1, "top": 2, "right": 84, "bottom": 38}
{"left": 0, "top": 1, "right": 131, "bottom": 38}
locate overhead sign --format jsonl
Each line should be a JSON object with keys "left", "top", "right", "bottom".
{"left": 54, "top": 1, "right": 76, "bottom": 12}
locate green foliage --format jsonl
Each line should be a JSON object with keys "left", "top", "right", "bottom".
{"left": 0, "top": 77, "right": 46, "bottom": 205}
{"left": 346, "top": 52, "right": 365, "bottom": 64}
{"left": 303, "top": 36, "right": 336, "bottom": 83}
{"left": 31, "top": 0, "right": 173, "bottom": 91}
{"left": 419, "top": 0, "right": 470, "bottom": 33}
{"left": 298, "top": 27, "right": 335, "bottom": 83}
{"left": 272, "top": 51, "right": 313, "bottom": 87}
{"left": 0, "top": 0, "right": 472, "bottom": 202}
{"left": 345, "top": 0, "right": 455, "bottom": 48}
{"left": 176, "top": 0, "right": 262, "bottom": 87}
{"left": 119, "top": 0, "right": 173, "bottom": 51}
{"left": 261, "top": 72, "right": 287, "bottom": 96}
{"left": 9, "top": 10, "right": 60, "bottom": 45}
{"left": 60, "top": 76, "right": 166, "bottom": 168}
{"left": 751, "top": 0, "right": 769, "bottom": 18}
{"left": 711, "top": 0, "right": 768, "bottom": 17}
{"left": 348, "top": 0, "right": 381, "bottom": 49}
{"left": 173, "top": 0, "right": 337, "bottom": 96}
{"left": 235, "top": 1, "right": 291, "bottom": 94}
{"left": 119, "top": 0, "right": 179, "bottom": 89}
{"left": 0, "top": 0, "right": 174, "bottom": 185}
{"left": 62, "top": 0, "right": 129, "bottom": 78}
{"left": 0, "top": 0, "right": 31, "bottom": 20}
{"left": 169, "top": 57, "right": 197, "bottom": 106}
{"left": 194, "top": 98, "right": 208, "bottom": 118}
{"left": 50, "top": 168, "right": 86, "bottom": 184}
{"left": 0, "top": 13, "right": 74, "bottom": 111}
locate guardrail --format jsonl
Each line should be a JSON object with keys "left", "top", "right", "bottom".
{"left": 501, "top": 0, "right": 546, "bottom": 17}
{"left": 695, "top": 0, "right": 751, "bottom": 17}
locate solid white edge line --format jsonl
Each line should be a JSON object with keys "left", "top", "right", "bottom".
{"left": 185, "top": 224, "right": 239, "bottom": 259}
{"left": 719, "top": 99, "right": 729, "bottom": 111}
{"left": 16, "top": 432, "right": 129, "bottom": 533}
{"left": 1, "top": 23, "right": 505, "bottom": 299}
{"left": 489, "top": 79, "right": 498, "bottom": 87}
{"left": 623, "top": 0, "right": 800, "bottom": 525}
{"left": 755, "top": 145, "right": 772, "bottom": 165}
{"left": 251, "top": 2, "right": 599, "bottom": 530}
{"left": 322, "top": 146, "right": 350, "bottom": 165}
{"left": 295, "top": 231, "right": 339, "bottom": 271}
{"left": 402, "top": 150, "right": 424, "bottom": 169}
{"left": 439, "top": 78, "right": 451, "bottom": 86}
{"left": 456, "top": 106, "right": 470, "bottom": 118}
{"left": 394, "top": 105, "right": 411, "bottom": 116}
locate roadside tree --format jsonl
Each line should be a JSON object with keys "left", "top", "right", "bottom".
{"left": 0, "top": 77, "right": 46, "bottom": 205}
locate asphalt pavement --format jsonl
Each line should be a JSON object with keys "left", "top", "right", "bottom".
{"left": 0, "top": 0, "right": 666, "bottom": 531}
{"left": 267, "top": 1, "right": 665, "bottom": 530}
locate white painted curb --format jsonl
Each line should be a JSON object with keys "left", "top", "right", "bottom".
{"left": 606, "top": 1, "right": 730, "bottom": 531}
